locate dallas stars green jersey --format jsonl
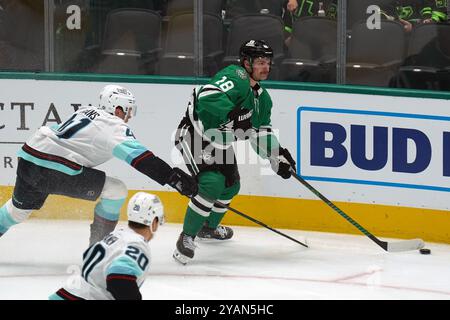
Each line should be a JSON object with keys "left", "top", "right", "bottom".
{"left": 424, "top": 0, "right": 448, "bottom": 22}
{"left": 188, "top": 64, "right": 280, "bottom": 158}
{"left": 382, "top": 0, "right": 447, "bottom": 22}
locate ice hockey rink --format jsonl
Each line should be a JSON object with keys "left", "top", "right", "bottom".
{"left": 0, "top": 219, "right": 449, "bottom": 300}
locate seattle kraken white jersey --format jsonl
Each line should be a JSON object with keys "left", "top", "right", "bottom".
{"left": 17, "top": 106, "right": 148, "bottom": 174}
{"left": 62, "top": 227, "right": 151, "bottom": 300}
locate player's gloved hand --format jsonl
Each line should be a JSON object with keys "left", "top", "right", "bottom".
{"left": 167, "top": 168, "right": 198, "bottom": 197}
{"left": 228, "top": 107, "right": 253, "bottom": 140}
{"left": 270, "top": 147, "right": 296, "bottom": 179}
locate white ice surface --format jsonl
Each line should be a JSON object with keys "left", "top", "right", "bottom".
{"left": 0, "top": 219, "right": 449, "bottom": 300}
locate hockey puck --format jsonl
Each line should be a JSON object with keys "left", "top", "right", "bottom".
{"left": 419, "top": 248, "right": 431, "bottom": 255}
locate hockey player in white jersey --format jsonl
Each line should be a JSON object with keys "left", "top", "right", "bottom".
{"left": 49, "top": 192, "right": 164, "bottom": 300}
{"left": 0, "top": 85, "right": 197, "bottom": 245}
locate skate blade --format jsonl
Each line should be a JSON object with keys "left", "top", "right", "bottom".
{"left": 196, "top": 236, "right": 232, "bottom": 242}
{"left": 173, "top": 249, "right": 191, "bottom": 265}
{"left": 196, "top": 236, "right": 219, "bottom": 242}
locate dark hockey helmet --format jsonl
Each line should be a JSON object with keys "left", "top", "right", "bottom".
{"left": 239, "top": 40, "right": 273, "bottom": 65}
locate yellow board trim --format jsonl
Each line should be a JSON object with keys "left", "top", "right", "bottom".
{"left": 1, "top": 187, "right": 449, "bottom": 243}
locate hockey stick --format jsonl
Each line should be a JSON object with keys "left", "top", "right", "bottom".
{"left": 208, "top": 198, "right": 308, "bottom": 248}
{"left": 289, "top": 169, "right": 425, "bottom": 252}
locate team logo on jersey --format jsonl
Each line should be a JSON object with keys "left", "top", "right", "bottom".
{"left": 238, "top": 110, "right": 253, "bottom": 121}
{"left": 200, "top": 150, "right": 213, "bottom": 163}
{"left": 126, "top": 128, "right": 136, "bottom": 138}
{"left": 236, "top": 69, "right": 247, "bottom": 80}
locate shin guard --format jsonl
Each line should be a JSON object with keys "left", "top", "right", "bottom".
{"left": 89, "top": 197, "right": 125, "bottom": 245}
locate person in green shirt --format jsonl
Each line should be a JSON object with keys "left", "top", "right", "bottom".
{"left": 382, "top": 0, "right": 447, "bottom": 32}
{"left": 283, "top": 0, "right": 337, "bottom": 45}
{"left": 422, "top": 0, "right": 448, "bottom": 23}
{"left": 172, "top": 40, "right": 296, "bottom": 265}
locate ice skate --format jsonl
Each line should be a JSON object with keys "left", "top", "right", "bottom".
{"left": 173, "top": 232, "right": 197, "bottom": 265}
{"left": 197, "top": 224, "right": 234, "bottom": 240}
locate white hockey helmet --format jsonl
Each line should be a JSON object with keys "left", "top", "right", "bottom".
{"left": 127, "top": 192, "right": 165, "bottom": 230}
{"left": 98, "top": 84, "right": 137, "bottom": 117}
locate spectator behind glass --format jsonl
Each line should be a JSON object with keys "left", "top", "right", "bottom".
{"left": 381, "top": 0, "right": 448, "bottom": 32}
{"left": 422, "top": 0, "right": 447, "bottom": 23}
{"left": 283, "top": 0, "right": 337, "bottom": 46}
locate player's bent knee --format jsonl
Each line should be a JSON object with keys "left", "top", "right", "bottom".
{"left": 229, "top": 181, "right": 240, "bottom": 197}
{"left": 224, "top": 181, "right": 240, "bottom": 199}
{"left": 101, "top": 177, "right": 128, "bottom": 201}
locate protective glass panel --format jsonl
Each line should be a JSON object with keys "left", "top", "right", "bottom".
{"left": 0, "top": 0, "right": 45, "bottom": 72}
{"left": 346, "top": 0, "right": 450, "bottom": 91}
{"left": 279, "top": 0, "right": 338, "bottom": 83}
{"left": 53, "top": 0, "right": 170, "bottom": 75}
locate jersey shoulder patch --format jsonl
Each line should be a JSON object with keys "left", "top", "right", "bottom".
{"left": 216, "top": 65, "right": 249, "bottom": 84}
{"left": 235, "top": 67, "right": 248, "bottom": 80}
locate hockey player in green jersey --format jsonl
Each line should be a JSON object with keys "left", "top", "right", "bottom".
{"left": 173, "top": 40, "right": 296, "bottom": 264}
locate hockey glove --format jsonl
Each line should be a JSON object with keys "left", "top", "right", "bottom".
{"left": 167, "top": 167, "right": 198, "bottom": 197}
{"left": 270, "top": 147, "right": 296, "bottom": 179}
{"left": 228, "top": 107, "right": 253, "bottom": 140}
